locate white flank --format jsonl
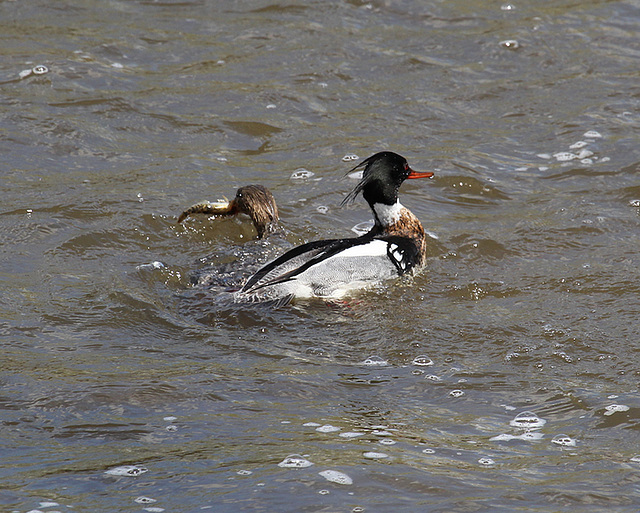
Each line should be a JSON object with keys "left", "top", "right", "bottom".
{"left": 325, "top": 239, "right": 388, "bottom": 258}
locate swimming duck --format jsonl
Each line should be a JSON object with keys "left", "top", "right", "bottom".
{"left": 178, "top": 184, "right": 278, "bottom": 239}
{"left": 235, "top": 151, "right": 433, "bottom": 305}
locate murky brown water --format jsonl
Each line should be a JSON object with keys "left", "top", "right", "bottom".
{"left": 2, "top": 0, "right": 640, "bottom": 511}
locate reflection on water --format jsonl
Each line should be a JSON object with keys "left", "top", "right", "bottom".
{"left": 1, "top": 0, "right": 640, "bottom": 511}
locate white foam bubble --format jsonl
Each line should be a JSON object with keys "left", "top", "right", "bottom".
{"left": 342, "top": 154, "right": 359, "bottom": 162}
{"left": 449, "top": 389, "right": 464, "bottom": 398}
{"left": 478, "top": 457, "right": 495, "bottom": 466}
{"left": 136, "top": 261, "right": 165, "bottom": 271}
{"left": 499, "top": 39, "right": 519, "bottom": 50}
{"left": 551, "top": 434, "right": 576, "bottom": 447}
{"left": 340, "top": 432, "right": 364, "bottom": 438}
{"left": 569, "top": 141, "right": 588, "bottom": 149}
{"left": 290, "top": 168, "right": 315, "bottom": 180}
{"left": 412, "top": 355, "right": 433, "bottom": 366}
{"left": 510, "top": 411, "right": 546, "bottom": 429}
{"left": 363, "top": 452, "right": 389, "bottom": 459}
{"left": 316, "top": 424, "right": 341, "bottom": 433}
{"left": 362, "top": 355, "right": 388, "bottom": 366}
{"left": 316, "top": 205, "right": 329, "bottom": 214}
{"left": 372, "top": 429, "right": 393, "bottom": 436}
{"left": 583, "top": 130, "right": 602, "bottom": 138}
{"left": 278, "top": 454, "right": 314, "bottom": 468}
{"left": 319, "top": 469, "right": 353, "bottom": 485}
{"left": 378, "top": 439, "right": 396, "bottom": 445}
{"left": 553, "top": 152, "right": 577, "bottom": 162}
{"left": 135, "top": 497, "right": 157, "bottom": 504}
{"left": 303, "top": 422, "right": 321, "bottom": 427}
{"left": 105, "top": 465, "right": 148, "bottom": 476}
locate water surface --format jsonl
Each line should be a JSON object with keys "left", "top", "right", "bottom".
{"left": 1, "top": 1, "right": 640, "bottom": 511}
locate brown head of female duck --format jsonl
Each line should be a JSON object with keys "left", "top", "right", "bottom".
{"left": 178, "top": 184, "right": 279, "bottom": 239}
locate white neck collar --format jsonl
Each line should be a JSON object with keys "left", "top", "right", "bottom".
{"left": 372, "top": 201, "right": 404, "bottom": 227}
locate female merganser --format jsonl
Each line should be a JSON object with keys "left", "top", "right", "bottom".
{"left": 235, "top": 151, "right": 434, "bottom": 305}
{"left": 178, "top": 184, "right": 278, "bottom": 239}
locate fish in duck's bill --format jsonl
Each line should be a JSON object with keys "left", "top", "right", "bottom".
{"left": 178, "top": 184, "right": 278, "bottom": 239}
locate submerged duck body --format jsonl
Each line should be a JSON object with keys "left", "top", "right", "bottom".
{"left": 178, "top": 184, "right": 278, "bottom": 239}
{"left": 236, "top": 151, "right": 433, "bottom": 305}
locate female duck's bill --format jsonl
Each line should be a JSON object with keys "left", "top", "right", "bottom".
{"left": 178, "top": 184, "right": 278, "bottom": 239}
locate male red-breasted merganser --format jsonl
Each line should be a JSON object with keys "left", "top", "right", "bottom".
{"left": 235, "top": 151, "right": 433, "bottom": 305}
{"left": 178, "top": 184, "right": 278, "bottom": 239}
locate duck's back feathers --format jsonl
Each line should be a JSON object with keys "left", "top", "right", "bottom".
{"left": 236, "top": 234, "right": 421, "bottom": 302}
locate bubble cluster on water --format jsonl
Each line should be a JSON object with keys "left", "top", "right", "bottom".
{"left": 278, "top": 454, "right": 314, "bottom": 468}
{"left": 478, "top": 457, "right": 495, "bottom": 466}
{"left": 342, "top": 154, "right": 359, "bottom": 162}
{"left": 319, "top": 469, "right": 353, "bottom": 485}
{"left": 290, "top": 168, "right": 315, "bottom": 180}
{"left": 19, "top": 64, "right": 49, "bottom": 79}
{"left": 237, "top": 469, "right": 253, "bottom": 476}
{"left": 449, "top": 389, "right": 464, "bottom": 398}
{"left": 316, "top": 205, "right": 329, "bottom": 214}
{"left": 604, "top": 404, "right": 629, "bottom": 416}
{"left": 104, "top": 465, "right": 149, "bottom": 476}
{"left": 536, "top": 130, "right": 605, "bottom": 167}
